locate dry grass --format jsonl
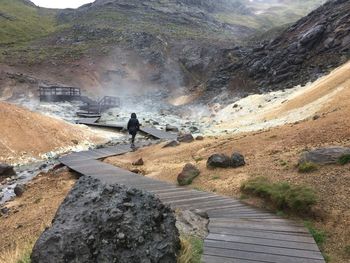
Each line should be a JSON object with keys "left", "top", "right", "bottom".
{"left": 0, "top": 239, "right": 33, "bottom": 263}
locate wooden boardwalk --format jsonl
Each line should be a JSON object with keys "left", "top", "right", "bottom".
{"left": 77, "top": 118, "right": 177, "bottom": 140}
{"left": 59, "top": 144, "right": 325, "bottom": 263}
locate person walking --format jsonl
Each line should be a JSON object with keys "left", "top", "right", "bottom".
{"left": 127, "top": 113, "right": 140, "bottom": 148}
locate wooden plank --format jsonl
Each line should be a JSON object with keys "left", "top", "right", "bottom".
{"left": 204, "top": 240, "right": 324, "bottom": 259}
{"left": 209, "top": 220, "right": 308, "bottom": 234}
{"left": 208, "top": 227, "right": 316, "bottom": 243}
{"left": 140, "top": 127, "right": 177, "bottom": 140}
{"left": 206, "top": 233, "right": 320, "bottom": 251}
{"left": 202, "top": 254, "right": 261, "bottom": 263}
{"left": 203, "top": 247, "right": 324, "bottom": 263}
{"left": 159, "top": 192, "right": 216, "bottom": 202}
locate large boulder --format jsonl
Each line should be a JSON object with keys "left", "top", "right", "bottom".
{"left": 177, "top": 163, "right": 200, "bottom": 186}
{"left": 207, "top": 154, "right": 232, "bottom": 168}
{"left": 231, "top": 152, "right": 246, "bottom": 168}
{"left": 31, "top": 177, "right": 180, "bottom": 263}
{"left": 0, "top": 163, "right": 16, "bottom": 179}
{"left": 299, "top": 147, "right": 350, "bottom": 165}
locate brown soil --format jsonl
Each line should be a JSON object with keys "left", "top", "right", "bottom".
{"left": 0, "top": 169, "right": 77, "bottom": 263}
{"left": 105, "top": 67, "right": 350, "bottom": 262}
{"left": 0, "top": 102, "right": 106, "bottom": 164}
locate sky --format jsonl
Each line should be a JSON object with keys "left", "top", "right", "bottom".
{"left": 31, "top": 0, "right": 94, "bottom": 9}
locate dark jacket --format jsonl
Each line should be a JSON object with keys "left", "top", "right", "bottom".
{"left": 127, "top": 113, "right": 140, "bottom": 134}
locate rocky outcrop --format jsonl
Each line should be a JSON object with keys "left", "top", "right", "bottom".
{"left": 31, "top": 176, "right": 180, "bottom": 263}
{"left": 299, "top": 147, "right": 350, "bottom": 165}
{"left": 204, "top": 0, "right": 350, "bottom": 102}
{"left": 177, "top": 163, "right": 200, "bottom": 186}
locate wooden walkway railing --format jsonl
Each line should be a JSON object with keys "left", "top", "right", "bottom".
{"left": 59, "top": 144, "right": 325, "bottom": 263}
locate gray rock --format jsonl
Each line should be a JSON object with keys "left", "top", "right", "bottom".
{"left": 299, "top": 147, "right": 350, "bottom": 165}
{"left": 132, "top": 158, "right": 144, "bottom": 166}
{"left": 163, "top": 140, "right": 180, "bottom": 148}
{"left": 166, "top": 124, "right": 179, "bottom": 132}
{"left": 14, "top": 184, "right": 26, "bottom": 197}
{"left": 31, "top": 177, "right": 180, "bottom": 263}
{"left": 207, "top": 154, "right": 231, "bottom": 168}
{"left": 177, "top": 163, "right": 200, "bottom": 186}
{"left": 177, "top": 133, "right": 194, "bottom": 143}
{"left": 0, "top": 163, "right": 16, "bottom": 179}
{"left": 231, "top": 152, "right": 246, "bottom": 167}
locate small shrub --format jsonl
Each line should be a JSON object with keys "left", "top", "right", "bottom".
{"left": 241, "top": 177, "right": 317, "bottom": 214}
{"left": 298, "top": 162, "right": 318, "bottom": 173}
{"left": 344, "top": 245, "right": 350, "bottom": 258}
{"left": 338, "top": 154, "right": 350, "bottom": 165}
{"left": 177, "top": 236, "right": 203, "bottom": 263}
{"left": 211, "top": 175, "right": 221, "bottom": 180}
{"left": 304, "top": 221, "right": 327, "bottom": 248}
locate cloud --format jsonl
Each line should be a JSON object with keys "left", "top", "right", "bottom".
{"left": 31, "top": 0, "right": 93, "bottom": 9}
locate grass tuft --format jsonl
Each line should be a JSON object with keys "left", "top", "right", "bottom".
{"left": 240, "top": 177, "right": 317, "bottom": 214}
{"left": 177, "top": 236, "right": 203, "bottom": 263}
{"left": 304, "top": 221, "right": 327, "bottom": 248}
{"left": 298, "top": 162, "right": 318, "bottom": 173}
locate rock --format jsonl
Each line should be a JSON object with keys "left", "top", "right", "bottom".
{"left": 196, "top": 136, "right": 204, "bottom": 141}
{"left": 132, "top": 158, "right": 144, "bottom": 166}
{"left": 14, "top": 184, "right": 26, "bottom": 197}
{"left": 175, "top": 209, "right": 208, "bottom": 239}
{"left": 153, "top": 121, "right": 160, "bottom": 125}
{"left": 31, "top": 177, "right": 180, "bottom": 263}
{"left": 189, "top": 126, "right": 199, "bottom": 133}
{"left": 299, "top": 147, "right": 350, "bottom": 165}
{"left": 166, "top": 124, "right": 179, "bottom": 132}
{"left": 0, "top": 163, "right": 16, "bottom": 179}
{"left": 313, "top": 114, "right": 320, "bottom": 120}
{"left": 177, "top": 133, "right": 194, "bottom": 143}
{"left": 177, "top": 163, "right": 200, "bottom": 186}
{"left": 207, "top": 154, "right": 231, "bottom": 168}
{"left": 163, "top": 140, "right": 180, "bottom": 148}
{"left": 130, "top": 168, "right": 142, "bottom": 174}
{"left": 231, "top": 152, "right": 246, "bottom": 167}
{"left": 71, "top": 139, "right": 79, "bottom": 145}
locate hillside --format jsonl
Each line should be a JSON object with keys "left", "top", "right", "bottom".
{"left": 203, "top": 0, "right": 350, "bottom": 103}
{"left": 105, "top": 60, "right": 350, "bottom": 263}
{"left": 0, "top": 102, "right": 106, "bottom": 165}
{"left": 0, "top": 0, "right": 325, "bottom": 102}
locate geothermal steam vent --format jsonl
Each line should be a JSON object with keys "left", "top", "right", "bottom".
{"left": 31, "top": 177, "right": 180, "bottom": 263}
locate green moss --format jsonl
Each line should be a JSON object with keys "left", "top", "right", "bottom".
{"left": 241, "top": 177, "right": 317, "bottom": 214}
{"left": 298, "top": 162, "right": 318, "bottom": 173}
{"left": 338, "top": 154, "right": 350, "bottom": 165}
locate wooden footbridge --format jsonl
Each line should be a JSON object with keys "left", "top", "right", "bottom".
{"left": 59, "top": 143, "right": 325, "bottom": 263}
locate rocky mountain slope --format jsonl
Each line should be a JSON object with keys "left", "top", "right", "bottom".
{"left": 0, "top": 0, "right": 324, "bottom": 101}
{"left": 204, "top": 0, "right": 350, "bottom": 103}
